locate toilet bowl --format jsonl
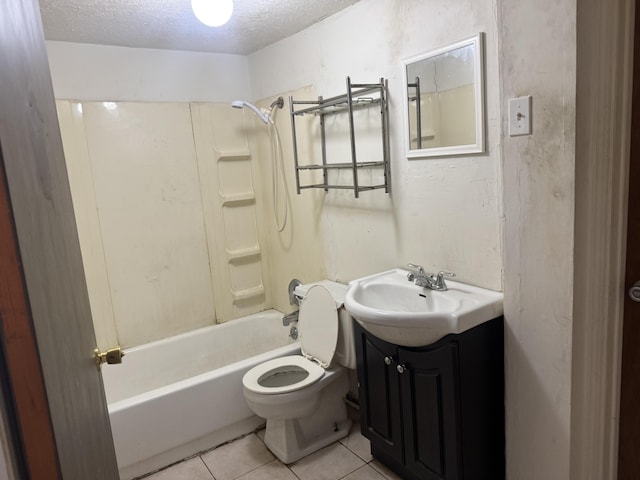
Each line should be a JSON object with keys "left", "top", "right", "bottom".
{"left": 242, "top": 281, "right": 355, "bottom": 464}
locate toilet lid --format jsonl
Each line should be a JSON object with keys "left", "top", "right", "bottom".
{"left": 298, "top": 285, "right": 339, "bottom": 367}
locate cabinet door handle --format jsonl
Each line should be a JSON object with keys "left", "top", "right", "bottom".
{"left": 629, "top": 281, "right": 640, "bottom": 302}
{"left": 384, "top": 356, "right": 394, "bottom": 365}
{"left": 397, "top": 364, "right": 407, "bottom": 374}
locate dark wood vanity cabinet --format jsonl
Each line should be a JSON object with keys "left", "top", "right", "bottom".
{"left": 354, "top": 318, "right": 504, "bottom": 480}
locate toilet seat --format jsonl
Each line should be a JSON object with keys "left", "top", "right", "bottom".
{"left": 243, "top": 355, "right": 325, "bottom": 394}
{"left": 243, "top": 285, "right": 340, "bottom": 395}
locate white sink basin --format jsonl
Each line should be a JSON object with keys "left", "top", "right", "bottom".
{"left": 345, "top": 268, "right": 503, "bottom": 347}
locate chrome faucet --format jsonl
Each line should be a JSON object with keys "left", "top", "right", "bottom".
{"left": 406, "top": 263, "right": 455, "bottom": 291}
{"left": 282, "top": 311, "right": 299, "bottom": 326}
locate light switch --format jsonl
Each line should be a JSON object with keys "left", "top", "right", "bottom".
{"left": 508, "top": 96, "right": 532, "bottom": 136}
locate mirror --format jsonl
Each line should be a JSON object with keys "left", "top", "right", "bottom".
{"left": 402, "top": 33, "right": 485, "bottom": 158}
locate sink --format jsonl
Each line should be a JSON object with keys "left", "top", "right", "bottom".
{"left": 344, "top": 268, "right": 503, "bottom": 347}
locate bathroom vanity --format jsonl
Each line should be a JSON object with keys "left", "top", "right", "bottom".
{"left": 353, "top": 318, "right": 504, "bottom": 480}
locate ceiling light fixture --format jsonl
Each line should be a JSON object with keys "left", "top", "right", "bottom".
{"left": 191, "top": 0, "right": 233, "bottom": 27}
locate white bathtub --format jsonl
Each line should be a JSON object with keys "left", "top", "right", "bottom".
{"left": 102, "top": 309, "right": 299, "bottom": 480}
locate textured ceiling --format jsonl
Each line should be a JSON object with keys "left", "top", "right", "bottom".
{"left": 39, "top": 0, "right": 360, "bottom": 55}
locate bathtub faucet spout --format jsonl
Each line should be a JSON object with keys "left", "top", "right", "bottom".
{"left": 282, "top": 311, "right": 299, "bottom": 326}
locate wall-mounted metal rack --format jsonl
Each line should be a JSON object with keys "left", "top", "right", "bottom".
{"left": 289, "top": 77, "right": 390, "bottom": 198}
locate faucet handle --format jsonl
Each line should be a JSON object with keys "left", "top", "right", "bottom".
{"left": 407, "top": 263, "right": 425, "bottom": 274}
{"left": 434, "top": 271, "right": 456, "bottom": 290}
{"left": 437, "top": 271, "right": 455, "bottom": 278}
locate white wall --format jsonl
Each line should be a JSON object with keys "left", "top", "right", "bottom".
{"left": 46, "top": 41, "right": 251, "bottom": 102}
{"left": 498, "top": 0, "right": 577, "bottom": 480}
{"left": 499, "top": 0, "right": 576, "bottom": 478}
{"left": 249, "top": 0, "right": 502, "bottom": 300}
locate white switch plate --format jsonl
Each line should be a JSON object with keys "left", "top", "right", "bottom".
{"left": 508, "top": 96, "right": 532, "bottom": 136}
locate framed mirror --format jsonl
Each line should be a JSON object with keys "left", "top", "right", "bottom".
{"left": 402, "top": 33, "right": 485, "bottom": 158}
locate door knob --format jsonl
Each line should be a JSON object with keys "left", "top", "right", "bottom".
{"left": 397, "top": 364, "right": 407, "bottom": 374}
{"left": 384, "top": 356, "right": 395, "bottom": 365}
{"left": 94, "top": 346, "right": 125, "bottom": 369}
{"left": 629, "top": 281, "right": 640, "bottom": 302}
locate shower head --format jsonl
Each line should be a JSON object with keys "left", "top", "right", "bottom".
{"left": 231, "top": 97, "right": 284, "bottom": 124}
{"left": 231, "top": 100, "right": 270, "bottom": 124}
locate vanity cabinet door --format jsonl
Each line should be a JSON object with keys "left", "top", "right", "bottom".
{"left": 398, "top": 343, "right": 461, "bottom": 480}
{"left": 354, "top": 324, "right": 403, "bottom": 462}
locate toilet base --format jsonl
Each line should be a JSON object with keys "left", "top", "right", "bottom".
{"left": 263, "top": 378, "right": 352, "bottom": 464}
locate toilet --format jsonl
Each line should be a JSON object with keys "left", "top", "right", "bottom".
{"left": 242, "top": 280, "right": 356, "bottom": 464}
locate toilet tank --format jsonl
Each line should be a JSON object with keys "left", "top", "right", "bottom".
{"left": 294, "top": 280, "right": 356, "bottom": 370}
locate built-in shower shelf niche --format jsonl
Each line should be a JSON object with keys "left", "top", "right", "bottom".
{"left": 289, "top": 77, "right": 391, "bottom": 198}
{"left": 231, "top": 285, "right": 265, "bottom": 302}
{"left": 220, "top": 192, "right": 256, "bottom": 207}
{"left": 218, "top": 152, "right": 251, "bottom": 159}
{"left": 227, "top": 246, "right": 261, "bottom": 261}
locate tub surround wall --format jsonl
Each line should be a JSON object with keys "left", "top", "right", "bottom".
{"left": 56, "top": 101, "right": 119, "bottom": 349}
{"left": 65, "top": 101, "right": 216, "bottom": 349}
{"left": 58, "top": 100, "right": 269, "bottom": 348}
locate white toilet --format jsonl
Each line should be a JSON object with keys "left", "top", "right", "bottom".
{"left": 242, "top": 280, "right": 356, "bottom": 464}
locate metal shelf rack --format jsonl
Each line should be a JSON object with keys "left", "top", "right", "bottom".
{"left": 289, "top": 77, "right": 390, "bottom": 198}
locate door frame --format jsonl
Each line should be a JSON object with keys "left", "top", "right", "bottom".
{"left": 571, "top": 0, "right": 635, "bottom": 478}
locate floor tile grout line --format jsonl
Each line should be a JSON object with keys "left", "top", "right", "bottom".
{"left": 286, "top": 463, "right": 303, "bottom": 480}
{"left": 368, "top": 460, "right": 398, "bottom": 480}
{"left": 342, "top": 444, "right": 373, "bottom": 464}
{"left": 145, "top": 422, "right": 381, "bottom": 480}
{"left": 196, "top": 455, "right": 217, "bottom": 480}
{"left": 335, "top": 462, "right": 367, "bottom": 480}
{"left": 339, "top": 463, "right": 384, "bottom": 480}
{"left": 238, "top": 458, "right": 286, "bottom": 480}
{"left": 200, "top": 433, "right": 279, "bottom": 480}
{"left": 252, "top": 430, "right": 303, "bottom": 479}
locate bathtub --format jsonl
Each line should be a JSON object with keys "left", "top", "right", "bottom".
{"left": 101, "top": 309, "right": 299, "bottom": 480}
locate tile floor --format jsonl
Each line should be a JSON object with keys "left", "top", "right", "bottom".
{"left": 141, "top": 419, "right": 402, "bottom": 480}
